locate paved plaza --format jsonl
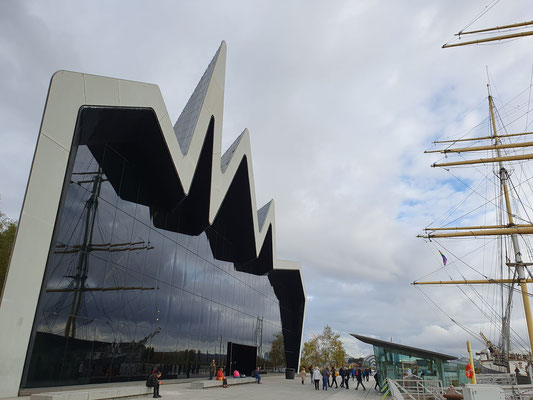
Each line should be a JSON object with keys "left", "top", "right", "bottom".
{"left": 155, "top": 374, "right": 382, "bottom": 400}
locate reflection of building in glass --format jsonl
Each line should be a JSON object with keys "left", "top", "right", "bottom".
{"left": 351, "top": 334, "right": 472, "bottom": 386}
{"left": 0, "top": 42, "right": 305, "bottom": 395}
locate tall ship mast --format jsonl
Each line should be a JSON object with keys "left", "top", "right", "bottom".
{"left": 415, "top": 82, "right": 533, "bottom": 373}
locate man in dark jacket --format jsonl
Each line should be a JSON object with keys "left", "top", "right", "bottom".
{"left": 343, "top": 365, "right": 349, "bottom": 389}
{"left": 339, "top": 366, "right": 345, "bottom": 387}
{"left": 355, "top": 368, "right": 366, "bottom": 391}
{"left": 374, "top": 371, "right": 380, "bottom": 391}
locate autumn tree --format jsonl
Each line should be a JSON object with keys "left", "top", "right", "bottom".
{"left": 269, "top": 331, "right": 286, "bottom": 369}
{"left": 300, "top": 325, "right": 346, "bottom": 368}
{"left": 0, "top": 208, "right": 18, "bottom": 296}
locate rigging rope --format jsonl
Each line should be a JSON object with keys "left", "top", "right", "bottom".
{"left": 416, "top": 286, "right": 486, "bottom": 346}
{"left": 458, "top": 0, "right": 502, "bottom": 35}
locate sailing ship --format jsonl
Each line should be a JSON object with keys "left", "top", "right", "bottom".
{"left": 414, "top": 83, "right": 533, "bottom": 380}
{"left": 409, "top": 8, "right": 533, "bottom": 383}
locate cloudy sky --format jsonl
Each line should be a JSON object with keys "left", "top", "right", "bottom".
{"left": 2, "top": 0, "right": 533, "bottom": 359}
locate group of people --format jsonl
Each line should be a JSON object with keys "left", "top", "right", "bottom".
{"left": 301, "top": 365, "right": 380, "bottom": 392}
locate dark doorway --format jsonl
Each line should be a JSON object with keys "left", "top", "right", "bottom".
{"left": 226, "top": 342, "right": 257, "bottom": 377}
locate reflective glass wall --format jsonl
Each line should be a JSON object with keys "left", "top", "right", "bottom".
{"left": 21, "top": 126, "right": 289, "bottom": 388}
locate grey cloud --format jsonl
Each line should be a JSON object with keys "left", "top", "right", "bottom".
{"left": 2, "top": 0, "right": 533, "bottom": 358}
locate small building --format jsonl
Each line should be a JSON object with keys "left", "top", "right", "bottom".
{"left": 351, "top": 334, "right": 469, "bottom": 386}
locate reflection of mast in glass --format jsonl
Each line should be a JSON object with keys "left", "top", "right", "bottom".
{"left": 49, "top": 167, "right": 155, "bottom": 339}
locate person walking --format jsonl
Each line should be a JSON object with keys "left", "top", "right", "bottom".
{"left": 300, "top": 367, "right": 306, "bottom": 385}
{"left": 374, "top": 371, "right": 380, "bottom": 391}
{"left": 321, "top": 367, "right": 329, "bottom": 390}
{"left": 313, "top": 366, "right": 321, "bottom": 390}
{"left": 209, "top": 359, "right": 216, "bottom": 380}
{"left": 355, "top": 368, "right": 366, "bottom": 391}
{"left": 351, "top": 365, "right": 356, "bottom": 381}
{"left": 310, "top": 365, "right": 314, "bottom": 385}
{"left": 343, "top": 366, "right": 350, "bottom": 390}
{"left": 330, "top": 366, "right": 338, "bottom": 388}
{"left": 366, "top": 368, "right": 371, "bottom": 381}
{"left": 339, "top": 366, "right": 345, "bottom": 388}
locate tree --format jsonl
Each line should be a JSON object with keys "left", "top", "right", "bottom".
{"left": 0, "top": 210, "right": 18, "bottom": 296}
{"left": 300, "top": 325, "right": 346, "bottom": 368}
{"left": 269, "top": 331, "right": 286, "bottom": 369}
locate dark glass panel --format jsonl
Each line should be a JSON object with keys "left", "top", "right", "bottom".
{"left": 171, "top": 244, "right": 186, "bottom": 290}
{"left": 193, "top": 259, "right": 206, "bottom": 298}
{"left": 209, "top": 264, "right": 223, "bottom": 305}
{"left": 135, "top": 276, "right": 158, "bottom": 328}
{"left": 60, "top": 317, "right": 96, "bottom": 384}
{"left": 153, "top": 283, "right": 172, "bottom": 348}
{"left": 189, "top": 295, "right": 202, "bottom": 337}
{"left": 176, "top": 231, "right": 188, "bottom": 248}
{"left": 187, "top": 234, "right": 199, "bottom": 254}
{"left": 159, "top": 237, "right": 176, "bottom": 285}
{"left": 202, "top": 262, "right": 214, "bottom": 302}
{"left": 127, "top": 220, "right": 150, "bottom": 275}
{"left": 117, "top": 158, "right": 139, "bottom": 217}
{"left": 134, "top": 202, "right": 151, "bottom": 227}
{"left": 176, "top": 291, "right": 192, "bottom": 353}
{"left": 197, "top": 233, "right": 209, "bottom": 260}
{"left": 109, "top": 209, "right": 134, "bottom": 267}
{"left": 90, "top": 198, "right": 116, "bottom": 257}
{"left": 72, "top": 145, "right": 99, "bottom": 175}
{"left": 24, "top": 312, "right": 70, "bottom": 387}
{"left": 55, "top": 183, "right": 92, "bottom": 247}
{"left": 99, "top": 145, "right": 124, "bottom": 207}
{"left": 145, "top": 229, "right": 163, "bottom": 280}
{"left": 183, "top": 251, "right": 197, "bottom": 293}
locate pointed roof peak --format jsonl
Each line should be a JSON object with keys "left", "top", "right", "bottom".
{"left": 174, "top": 42, "right": 226, "bottom": 154}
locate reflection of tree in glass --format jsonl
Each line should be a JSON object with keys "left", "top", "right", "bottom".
{"left": 268, "top": 331, "right": 286, "bottom": 369}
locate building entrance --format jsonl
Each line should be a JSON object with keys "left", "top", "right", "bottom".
{"left": 226, "top": 342, "right": 257, "bottom": 376}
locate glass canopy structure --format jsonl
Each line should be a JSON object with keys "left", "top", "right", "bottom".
{"left": 351, "top": 334, "right": 466, "bottom": 386}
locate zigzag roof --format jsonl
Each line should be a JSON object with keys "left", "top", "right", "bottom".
{"left": 41, "top": 41, "right": 300, "bottom": 278}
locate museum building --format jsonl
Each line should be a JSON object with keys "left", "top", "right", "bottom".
{"left": 0, "top": 42, "right": 305, "bottom": 396}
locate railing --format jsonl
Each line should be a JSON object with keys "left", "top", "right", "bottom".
{"left": 385, "top": 378, "right": 446, "bottom": 400}
{"left": 476, "top": 373, "right": 516, "bottom": 385}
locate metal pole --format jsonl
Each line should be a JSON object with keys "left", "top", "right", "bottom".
{"left": 467, "top": 340, "right": 477, "bottom": 384}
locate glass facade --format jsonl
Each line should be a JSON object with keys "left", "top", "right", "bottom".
{"left": 21, "top": 108, "right": 301, "bottom": 388}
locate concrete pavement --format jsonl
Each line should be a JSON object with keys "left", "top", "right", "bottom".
{"left": 155, "top": 374, "right": 382, "bottom": 400}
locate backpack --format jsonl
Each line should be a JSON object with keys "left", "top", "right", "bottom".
{"left": 146, "top": 374, "right": 157, "bottom": 387}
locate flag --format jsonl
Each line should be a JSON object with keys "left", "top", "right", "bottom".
{"left": 438, "top": 250, "right": 447, "bottom": 266}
